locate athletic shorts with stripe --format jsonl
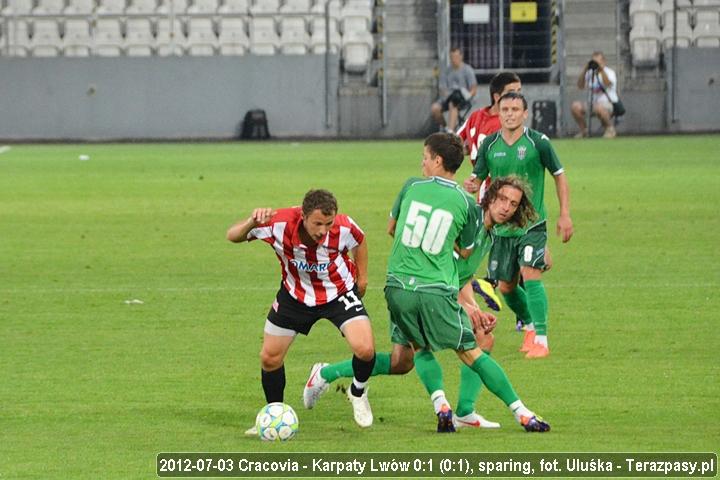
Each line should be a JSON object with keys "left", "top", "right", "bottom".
{"left": 487, "top": 222, "right": 548, "bottom": 282}
{"left": 384, "top": 286, "right": 476, "bottom": 352}
{"left": 266, "top": 284, "right": 369, "bottom": 336}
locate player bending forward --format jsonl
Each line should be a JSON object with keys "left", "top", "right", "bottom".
{"left": 227, "top": 189, "right": 376, "bottom": 432}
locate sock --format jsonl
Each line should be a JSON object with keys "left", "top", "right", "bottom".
{"left": 350, "top": 354, "right": 375, "bottom": 397}
{"left": 431, "top": 390, "right": 449, "bottom": 414}
{"left": 469, "top": 353, "right": 519, "bottom": 406}
{"left": 456, "top": 364, "right": 483, "bottom": 417}
{"left": 503, "top": 285, "right": 533, "bottom": 326}
{"left": 414, "top": 350, "right": 444, "bottom": 397}
{"left": 509, "top": 400, "right": 533, "bottom": 423}
{"left": 261, "top": 365, "right": 285, "bottom": 403}
{"left": 321, "top": 352, "right": 391, "bottom": 383}
{"left": 526, "top": 323, "right": 536, "bottom": 331}
{"left": 534, "top": 335, "right": 548, "bottom": 348}
{"left": 525, "top": 280, "right": 549, "bottom": 336}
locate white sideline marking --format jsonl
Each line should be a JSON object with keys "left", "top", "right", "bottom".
{"left": 0, "top": 146, "right": 11, "bottom": 155}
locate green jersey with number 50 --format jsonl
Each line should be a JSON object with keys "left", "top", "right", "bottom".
{"left": 386, "top": 176, "right": 478, "bottom": 295}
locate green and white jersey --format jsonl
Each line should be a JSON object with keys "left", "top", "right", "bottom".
{"left": 386, "top": 176, "right": 478, "bottom": 296}
{"left": 456, "top": 208, "right": 492, "bottom": 287}
{"left": 473, "top": 127, "right": 563, "bottom": 237}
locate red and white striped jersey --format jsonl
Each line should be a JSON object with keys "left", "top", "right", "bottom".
{"left": 247, "top": 207, "right": 365, "bottom": 307}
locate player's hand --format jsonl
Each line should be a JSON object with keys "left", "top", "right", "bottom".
{"left": 251, "top": 208, "right": 274, "bottom": 226}
{"left": 479, "top": 311, "right": 497, "bottom": 333}
{"left": 463, "top": 177, "right": 480, "bottom": 194}
{"left": 557, "top": 215, "right": 573, "bottom": 243}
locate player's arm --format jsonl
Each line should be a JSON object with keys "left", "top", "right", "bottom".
{"left": 351, "top": 239, "right": 369, "bottom": 298}
{"left": 387, "top": 218, "right": 397, "bottom": 237}
{"left": 465, "top": 135, "right": 491, "bottom": 194}
{"left": 553, "top": 172, "right": 573, "bottom": 243}
{"left": 226, "top": 208, "right": 274, "bottom": 243}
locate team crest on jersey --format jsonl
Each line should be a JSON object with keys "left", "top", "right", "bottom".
{"left": 290, "top": 259, "right": 330, "bottom": 272}
{"left": 517, "top": 146, "right": 527, "bottom": 160}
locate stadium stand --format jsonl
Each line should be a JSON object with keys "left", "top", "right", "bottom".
{"left": 126, "top": 0, "right": 156, "bottom": 15}
{"left": 309, "top": 16, "right": 340, "bottom": 53}
{"left": 32, "top": 0, "right": 65, "bottom": 15}
{"left": 248, "top": 0, "right": 278, "bottom": 15}
{"left": 216, "top": 0, "right": 247, "bottom": 14}
{"left": 0, "top": 18, "right": 31, "bottom": 55}
{"left": 63, "top": 18, "right": 92, "bottom": 56}
{"left": 187, "top": 17, "right": 217, "bottom": 55}
{"left": 63, "top": 0, "right": 94, "bottom": 14}
{"left": 187, "top": 0, "right": 217, "bottom": 14}
{"left": 218, "top": 16, "right": 249, "bottom": 54}
{"left": 156, "top": 17, "right": 186, "bottom": 55}
{"left": 30, "top": 18, "right": 63, "bottom": 56}
{"left": 96, "top": 0, "right": 125, "bottom": 14}
{"left": 279, "top": 16, "right": 309, "bottom": 54}
{"left": 1, "top": 0, "right": 35, "bottom": 15}
{"left": 94, "top": 18, "right": 124, "bottom": 56}
{"left": 125, "top": 17, "right": 154, "bottom": 55}
{"left": 248, "top": 16, "right": 278, "bottom": 55}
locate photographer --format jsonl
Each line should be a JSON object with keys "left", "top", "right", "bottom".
{"left": 431, "top": 47, "right": 478, "bottom": 133}
{"left": 570, "top": 51, "right": 619, "bottom": 138}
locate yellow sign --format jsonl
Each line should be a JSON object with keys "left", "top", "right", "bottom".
{"left": 510, "top": 2, "right": 538, "bottom": 22}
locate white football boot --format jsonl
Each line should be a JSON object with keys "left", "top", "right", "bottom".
{"left": 453, "top": 411, "right": 501, "bottom": 429}
{"left": 347, "top": 387, "right": 373, "bottom": 428}
{"left": 303, "top": 362, "right": 330, "bottom": 409}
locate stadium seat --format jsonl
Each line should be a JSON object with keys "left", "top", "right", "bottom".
{"left": 661, "top": 20, "right": 693, "bottom": 48}
{"left": 0, "top": 18, "right": 31, "bottom": 56}
{"left": 156, "top": 17, "right": 187, "bottom": 55}
{"left": 629, "top": 24, "right": 661, "bottom": 67}
{"left": 694, "top": 0, "right": 720, "bottom": 26}
{"left": 248, "top": 0, "right": 278, "bottom": 15}
{"left": 1, "top": 0, "right": 34, "bottom": 15}
{"left": 32, "top": 0, "right": 65, "bottom": 14}
{"left": 125, "top": 17, "right": 154, "bottom": 55}
{"left": 693, "top": 21, "right": 720, "bottom": 46}
{"left": 279, "top": 0, "right": 310, "bottom": 14}
{"left": 156, "top": 0, "right": 188, "bottom": 14}
{"left": 249, "top": 16, "right": 278, "bottom": 55}
{"left": 63, "top": 18, "right": 92, "bottom": 55}
{"left": 187, "top": 17, "right": 217, "bottom": 55}
{"left": 94, "top": 17, "right": 124, "bottom": 55}
{"left": 187, "top": 0, "right": 217, "bottom": 14}
{"left": 96, "top": 0, "right": 125, "bottom": 14}
{"left": 126, "top": 0, "right": 155, "bottom": 14}
{"left": 30, "top": 18, "right": 62, "bottom": 56}
{"left": 339, "top": 0, "right": 372, "bottom": 33}
{"left": 216, "top": 0, "right": 246, "bottom": 14}
{"left": 310, "top": 0, "right": 339, "bottom": 18}
{"left": 279, "top": 16, "right": 308, "bottom": 54}
{"left": 63, "top": 0, "right": 94, "bottom": 14}
{"left": 309, "top": 16, "right": 339, "bottom": 53}
{"left": 218, "top": 16, "right": 248, "bottom": 54}
{"left": 342, "top": 28, "right": 373, "bottom": 73}
{"left": 629, "top": 0, "right": 661, "bottom": 28}
{"left": 660, "top": 0, "right": 691, "bottom": 28}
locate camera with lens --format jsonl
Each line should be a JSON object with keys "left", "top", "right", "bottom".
{"left": 587, "top": 59, "right": 600, "bottom": 70}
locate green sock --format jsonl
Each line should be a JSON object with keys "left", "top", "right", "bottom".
{"left": 456, "top": 364, "right": 483, "bottom": 417}
{"left": 503, "top": 285, "right": 532, "bottom": 325}
{"left": 524, "top": 279, "right": 548, "bottom": 336}
{"left": 414, "top": 350, "right": 444, "bottom": 396}
{"left": 321, "top": 352, "right": 391, "bottom": 383}
{"left": 469, "top": 353, "right": 519, "bottom": 406}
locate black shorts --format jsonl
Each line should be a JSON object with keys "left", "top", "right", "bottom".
{"left": 267, "top": 285, "right": 369, "bottom": 336}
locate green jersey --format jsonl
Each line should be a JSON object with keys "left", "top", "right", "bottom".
{"left": 386, "top": 176, "right": 478, "bottom": 296}
{"left": 473, "top": 127, "right": 563, "bottom": 237}
{"left": 456, "top": 208, "right": 492, "bottom": 287}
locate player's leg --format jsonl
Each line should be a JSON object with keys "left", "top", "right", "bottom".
{"left": 259, "top": 327, "right": 296, "bottom": 403}
{"left": 456, "top": 347, "right": 550, "bottom": 432}
{"left": 517, "top": 224, "right": 551, "bottom": 358}
{"left": 490, "top": 236, "right": 535, "bottom": 351}
{"left": 455, "top": 328, "right": 501, "bottom": 429}
{"left": 570, "top": 100, "right": 588, "bottom": 137}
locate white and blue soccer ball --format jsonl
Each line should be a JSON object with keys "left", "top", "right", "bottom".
{"left": 255, "top": 402, "right": 299, "bottom": 441}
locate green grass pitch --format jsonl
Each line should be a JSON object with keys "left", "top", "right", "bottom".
{"left": 1, "top": 135, "right": 718, "bottom": 478}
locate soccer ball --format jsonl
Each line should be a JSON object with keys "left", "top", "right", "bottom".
{"left": 255, "top": 402, "right": 299, "bottom": 441}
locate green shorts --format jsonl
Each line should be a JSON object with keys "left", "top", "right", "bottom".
{"left": 487, "top": 222, "right": 547, "bottom": 282}
{"left": 384, "top": 286, "right": 477, "bottom": 352}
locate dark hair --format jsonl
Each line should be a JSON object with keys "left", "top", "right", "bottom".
{"left": 424, "top": 132, "right": 465, "bottom": 173}
{"left": 450, "top": 47, "right": 462, "bottom": 54}
{"left": 480, "top": 175, "right": 537, "bottom": 228}
{"left": 302, "top": 189, "right": 337, "bottom": 216}
{"left": 498, "top": 91, "right": 528, "bottom": 111}
{"left": 489, "top": 71, "right": 521, "bottom": 105}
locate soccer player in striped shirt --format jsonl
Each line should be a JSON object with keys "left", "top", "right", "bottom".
{"left": 227, "top": 189, "right": 376, "bottom": 431}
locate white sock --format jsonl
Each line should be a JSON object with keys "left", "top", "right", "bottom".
{"left": 526, "top": 323, "right": 535, "bottom": 332}
{"left": 509, "top": 400, "right": 533, "bottom": 423}
{"left": 351, "top": 378, "right": 367, "bottom": 396}
{"left": 534, "top": 335, "right": 548, "bottom": 347}
{"left": 430, "top": 390, "right": 449, "bottom": 414}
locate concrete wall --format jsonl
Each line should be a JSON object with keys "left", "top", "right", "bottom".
{"left": 0, "top": 55, "right": 339, "bottom": 140}
{"left": 668, "top": 48, "right": 720, "bottom": 132}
